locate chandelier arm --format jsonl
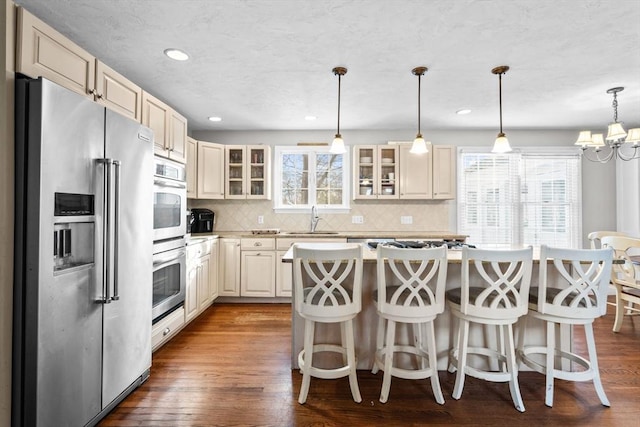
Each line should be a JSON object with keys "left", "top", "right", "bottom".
{"left": 336, "top": 73, "right": 341, "bottom": 136}
{"left": 417, "top": 73, "right": 421, "bottom": 135}
{"left": 580, "top": 146, "right": 615, "bottom": 163}
{"left": 498, "top": 73, "right": 503, "bottom": 134}
{"left": 616, "top": 145, "right": 640, "bottom": 161}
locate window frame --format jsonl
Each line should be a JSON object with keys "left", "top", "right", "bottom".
{"left": 273, "top": 145, "right": 350, "bottom": 213}
{"left": 457, "top": 146, "right": 582, "bottom": 248}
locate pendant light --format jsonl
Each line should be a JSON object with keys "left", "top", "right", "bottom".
{"left": 410, "top": 66, "right": 430, "bottom": 154}
{"left": 330, "top": 67, "right": 347, "bottom": 154}
{"left": 491, "top": 65, "right": 512, "bottom": 153}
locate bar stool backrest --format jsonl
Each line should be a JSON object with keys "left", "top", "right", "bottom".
{"left": 460, "top": 246, "right": 533, "bottom": 320}
{"left": 537, "top": 245, "right": 613, "bottom": 318}
{"left": 376, "top": 245, "right": 447, "bottom": 319}
{"left": 293, "top": 243, "right": 363, "bottom": 321}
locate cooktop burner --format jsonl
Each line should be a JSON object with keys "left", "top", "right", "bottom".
{"left": 367, "top": 240, "right": 474, "bottom": 250}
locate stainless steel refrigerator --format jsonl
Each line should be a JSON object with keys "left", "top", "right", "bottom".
{"left": 13, "top": 77, "right": 154, "bottom": 427}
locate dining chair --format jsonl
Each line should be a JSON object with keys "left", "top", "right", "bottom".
{"left": 601, "top": 236, "right": 640, "bottom": 332}
{"left": 446, "top": 246, "right": 533, "bottom": 412}
{"left": 588, "top": 230, "right": 631, "bottom": 249}
{"left": 292, "top": 243, "right": 363, "bottom": 404}
{"left": 372, "top": 245, "right": 448, "bottom": 404}
{"left": 518, "top": 245, "right": 613, "bottom": 407}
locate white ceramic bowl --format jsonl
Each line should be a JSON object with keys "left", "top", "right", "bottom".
{"left": 360, "top": 157, "right": 372, "bottom": 163}
{"left": 381, "top": 158, "right": 393, "bottom": 164}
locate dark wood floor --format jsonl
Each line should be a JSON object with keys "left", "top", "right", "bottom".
{"left": 99, "top": 302, "right": 640, "bottom": 427}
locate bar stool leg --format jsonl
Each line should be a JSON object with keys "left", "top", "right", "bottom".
{"left": 585, "top": 323, "right": 610, "bottom": 406}
{"left": 372, "top": 316, "right": 385, "bottom": 375}
{"left": 380, "top": 319, "right": 396, "bottom": 403}
{"left": 344, "top": 319, "right": 362, "bottom": 403}
{"left": 426, "top": 320, "right": 445, "bottom": 404}
{"left": 504, "top": 324, "right": 525, "bottom": 412}
{"left": 452, "top": 318, "right": 470, "bottom": 400}
{"left": 299, "top": 319, "right": 316, "bottom": 404}
{"left": 545, "top": 321, "right": 555, "bottom": 407}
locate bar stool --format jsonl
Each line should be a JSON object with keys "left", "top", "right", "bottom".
{"left": 446, "top": 246, "right": 533, "bottom": 412}
{"left": 518, "top": 245, "right": 613, "bottom": 407}
{"left": 371, "top": 245, "right": 448, "bottom": 404}
{"left": 292, "top": 243, "right": 363, "bottom": 404}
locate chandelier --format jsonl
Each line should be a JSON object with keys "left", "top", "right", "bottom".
{"left": 575, "top": 87, "right": 640, "bottom": 163}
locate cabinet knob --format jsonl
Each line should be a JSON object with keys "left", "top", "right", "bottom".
{"left": 163, "top": 327, "right": 171, "bottom": 336}
{"left": 254, "top": 242, "right": 262, "bottom": 247}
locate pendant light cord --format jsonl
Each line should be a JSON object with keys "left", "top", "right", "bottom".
{"left": 337, "top": 73, "right": 341, "bottom": 135}
{"left": 417, "top": 73, "right": 422, "bottom": 135}
{"left": 498, "top": 72, "right": 503, "bottom": 134}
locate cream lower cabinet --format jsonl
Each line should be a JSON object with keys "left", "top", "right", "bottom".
{"left": 240, "top": 238, "right": 276, "bottom": 297}
{"left": 219, "top": 238, "right": 241, "bottom": 297}
{"left": 209, "top": 239, "right": 219, "bottom": 301}
{"left": 186, "top": 239, "right": 212, "bottom": 323}
{"left": 275, "top": 237, "right": 347, "bottom": 298}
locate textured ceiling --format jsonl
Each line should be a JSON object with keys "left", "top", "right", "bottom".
{"left": 14, "top": 0, "right": 640, "bottom": 133}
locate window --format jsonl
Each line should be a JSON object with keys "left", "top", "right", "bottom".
{"left": 274, "top": 146, "right": 350, "bottom": 211}
{"left": 458, "top": 148, "right": 581, "bottom": 248}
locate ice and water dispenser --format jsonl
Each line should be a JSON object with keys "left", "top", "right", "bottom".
{"left": 53, "top": 192, "right": 95, "bottom": 272}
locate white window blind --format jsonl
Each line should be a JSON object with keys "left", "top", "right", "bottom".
{"left": 458, "top": 148, "right": 582, "bottom": 248}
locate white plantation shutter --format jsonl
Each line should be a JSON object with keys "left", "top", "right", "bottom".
{"left": 520, "top": 154, "right": 581, "bottom": 248}
{"left": 458, "top": 148, "right": 582, "bottom": 248}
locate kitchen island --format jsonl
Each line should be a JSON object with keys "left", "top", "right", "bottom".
{"left": 282, "top": 243, "right": 566, "bottom": 371}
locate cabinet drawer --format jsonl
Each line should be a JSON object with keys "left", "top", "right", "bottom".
{"left": 152, "top": 306, "right": 185, "bottom": 351}
{"left": 276, "top": 237, "right": 347, "bottom": 250}
{"left": 187, "top": 240, "right": 211, "bottom": 260}
{"left": 241, "top": 238, "right": 275, "bottom": 250}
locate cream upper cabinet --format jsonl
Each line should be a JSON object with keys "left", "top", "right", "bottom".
{"left": 225, "top": 145, "right": 271, "bottom": 200}
{"left": 169, "top": 109, "right": 187, "bottom": 163}
{"left": 95, "top": 61, "right": 142, "bottom": 121}
{"left": 17, "top": 6, "right": 95, "bottom": 99}
{"left": 142, "top": 91, "right": 187, "bottom": 163}
{"left": 432, "top": 145, "right": 456, "bottom": 199}
{"left": 17, "top": 7, "right": 142, "bottom": 121}
{"left": 399, "top": 144, "right": 433, "bottom": 199}
{"left": 353, "top": 145, "right": 399, "bottom": 200}
{"left": 197, "top": 141, "right": 225, "bottom": 199}
{"left": 186, "top": 137, "right": 198, "bottom": 198}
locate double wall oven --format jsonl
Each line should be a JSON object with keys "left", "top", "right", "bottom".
{"left": 152, "top": 156, "right": 187, "bottom": 322}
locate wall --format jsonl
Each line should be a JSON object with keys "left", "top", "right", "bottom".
{"left": 1, "top": 1, "right": 14, "bottom": 425}
{"left": 192, "top": 128, "right": 617, "bottom": 247}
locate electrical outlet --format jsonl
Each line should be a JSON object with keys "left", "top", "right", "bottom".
{"left": 257, "top": 215, "right": 264, "bottom": 224}
{"left": 351, "top": 215, "right": 364, "bottom": 224}
{"left": 400, "top": 216, "right": 413, "bottom": 225}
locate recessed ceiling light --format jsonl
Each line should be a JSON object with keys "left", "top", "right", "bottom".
{"left": 305, "top": 116, "right": 317, "bottom": 121}
{"left": 456, "top": 109, "right": 472, "bottom": 115}
{"left": 208, "top": 116, "right": 222, "bottom": 122}
{"left": 164, "top": 48, "right": 189, "bottom": 61}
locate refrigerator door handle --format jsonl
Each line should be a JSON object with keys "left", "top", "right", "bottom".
{"left": 96, "top": 158, "right": 115, "bottom": 304}
{"left": 111, "top": 160, "right": 121, "bottom": 301}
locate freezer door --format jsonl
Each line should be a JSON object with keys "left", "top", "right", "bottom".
{"left": 101, "top": 109, "right": 154, "bottom": 406}
{"left": 25, "top": 78, "right": 104, "bottom": 426}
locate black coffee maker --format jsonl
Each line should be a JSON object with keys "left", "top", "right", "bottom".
{"left": 189, "top": 208, "right": 215, "bottom": 233}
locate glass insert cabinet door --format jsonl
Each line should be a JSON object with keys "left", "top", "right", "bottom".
{"left": 353, "top": 145, "right": 398, "bottom": 199}
{"left": 225, "top": 145, "right": 271, "bottom": 200}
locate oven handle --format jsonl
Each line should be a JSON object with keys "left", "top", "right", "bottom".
{"left": 154, "top": 178, "right": 186, "bottom": 189}
{"left": 153, "top": 250, "right": 186, "bottom": 268}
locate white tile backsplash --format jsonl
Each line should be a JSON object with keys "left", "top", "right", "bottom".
{"left": 189, "top": 199, "right": 453, "bottom": 232}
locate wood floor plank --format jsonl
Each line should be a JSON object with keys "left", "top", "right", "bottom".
{"left": 99, "top": 301, "right": 640, "bottom": 427}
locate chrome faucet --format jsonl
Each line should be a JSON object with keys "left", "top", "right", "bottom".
{"left": 310, "top": 205, "right": 321, "bottom": 232}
